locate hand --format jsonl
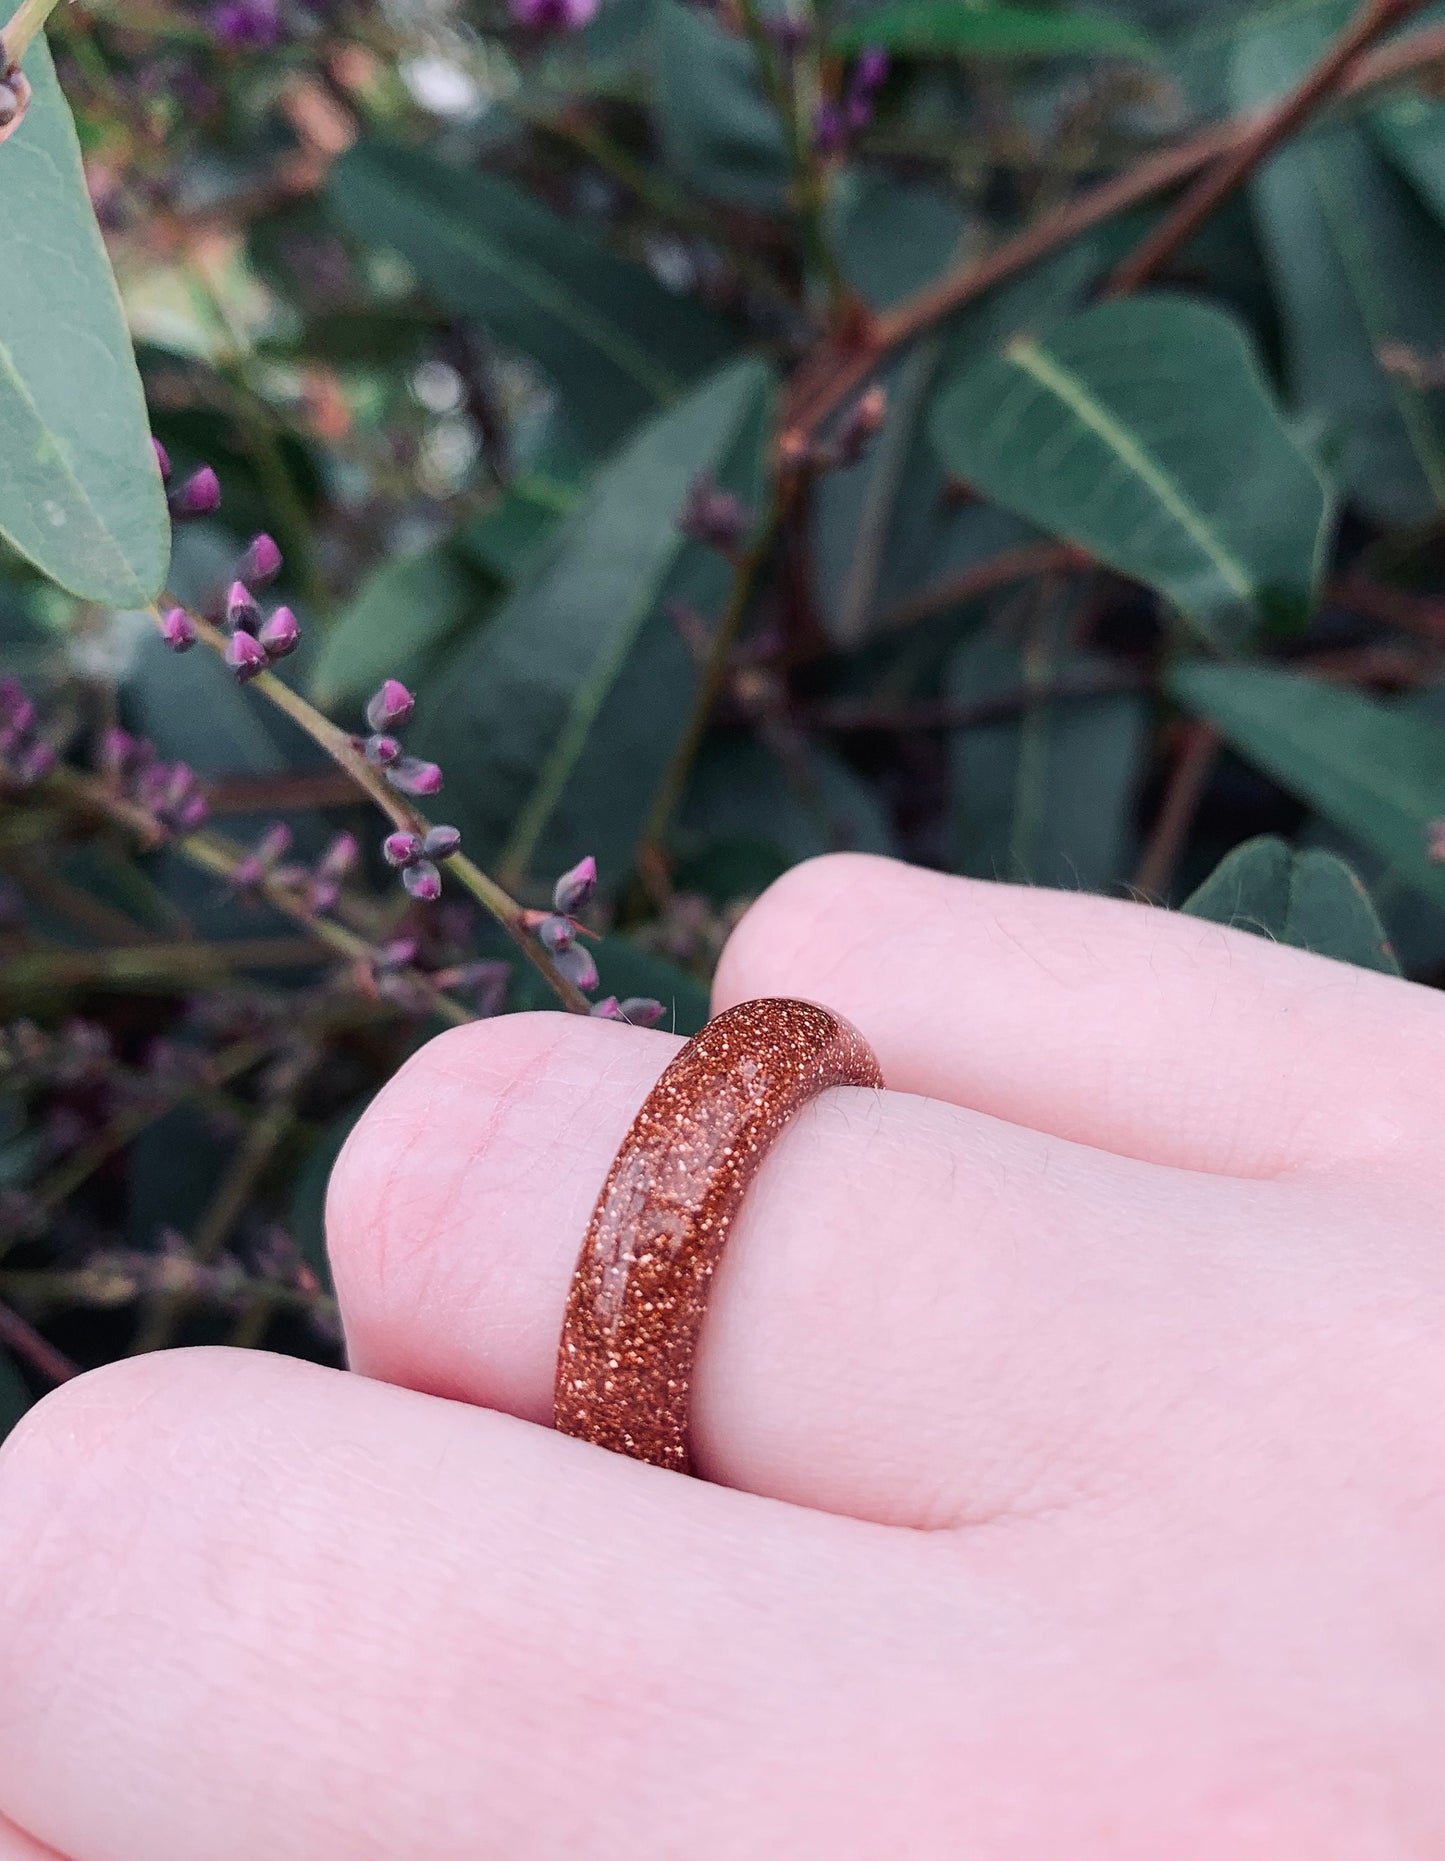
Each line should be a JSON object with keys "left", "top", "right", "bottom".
{"left": 2, "top": 853, "right": 1443, "bottom": 1860}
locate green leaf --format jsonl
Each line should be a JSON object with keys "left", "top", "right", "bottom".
{"left": 1182, "top": 835, "right": 1400, "bottom": 974}
{"left": 457, "top": 465, "right": 583, "bottom": 584}
{"left": 1169, "top": 661, "right": 1445, "bottom": 914}
{"left": 327, "top": 142, "right": 739, "bottom": 454}
{"left": 0, "top": 1349, "right": 28, "bottom": 1445}
{"left": 834, "top": 1, "right": 1154, "bottom": 60}
{"left": 310, "top": 542, "right": 494, "bottom": 714}
{"left": 653, "top": 0, "right": 789, "bottom": 212}
{"left": 0, "top": 39, "right": 169, "bottom": 604}
{"left": 414, "top": 357, "right": 775, "bottom": 890}
{"left": 929, "top": 294, "right": 1331, "bottom": 646}
{"left": 679, "top": 729, "right": 899, "bottom": 865}
{"left": 948, "top": 626, "right": 1145, "bottom": 889}
{"left": 1232, "top": 11, "right": 1445, "bottom": 523}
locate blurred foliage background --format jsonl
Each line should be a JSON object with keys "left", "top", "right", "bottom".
{"left": 4, "top": 0, "right": 1445, "bottom": 1433}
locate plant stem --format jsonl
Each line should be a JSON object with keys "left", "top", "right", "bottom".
{"left": 0, "top": 1296, "right": 79, "bottom": 1385}
{"left": 1, "top": 0, "right": 58, "bottom": 64}
{"left": 782, "top": 18, "right": 1445, "bottom": 445}
{"left": 1104, "top": 0, "right": 1430, "bottom": 296}
{"left": 164, "top": 605, "right": 593, "bottom": 1014}
{"left": 1130, "top": 722, "right": 1220, "bottom": 899}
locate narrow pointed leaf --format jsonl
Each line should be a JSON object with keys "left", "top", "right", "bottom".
{"left": 0, "top": 39, "right": 169, "bottom": 604}
{"left": 930, "top": 295, "right": 1330, "bottom": 645}
{"left": 1170, "top": 661, "right": 1445, "bottom": 912}
{"left": 328, "top": 142, "right": 738, "bottom": 453}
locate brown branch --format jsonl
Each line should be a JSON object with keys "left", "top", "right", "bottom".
{"left": 1329, "top": 573, "right": 1445, "bottom": 643}
{"left": 1104, "top": 0, "right": 1431, "bottom": 297}
{"left": 876, "top": 541, "right": 1089, "bottom": 635}
{"left": 0, "top": 1296, "right": 79, "bottom": 1388}
{"left": 781, "top": 19, "right": 1445, "bottom": 448}
{"left": 1132, "top": 721, "right": 1220, "bottom": 900}
{"left": 806, "top": 666, "right": 1146, "bottom": 733}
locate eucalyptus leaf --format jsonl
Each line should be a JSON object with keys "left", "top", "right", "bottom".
{"left": 1169, "top": 661, "right": 1445, "bottom": 913}
{"left": 0, "top": 1349, "right": 28, "bottom": 1444}
{"left": 414, "top": 357, "right": 775, "bottom": 891}
{"left": 328, "top": 142, "right": 738, "bottom": 453}
{"left": 833, "top": 1, "right": 1155, "bottom": 60}
{"left": 0, "top": 39, "right": 170, "bottom": 604}
{"left": 311, "top": 543, "right": 494, "bottom": 714}
{"left": 1232, "top": 11, "right": 1445, "bottom": 522}
{"left": 930, "top": 294, "right": 1330, "bottom": 645}
{"left": 679, "top": 729, "right": 899, "bottom": 865}
{"left": 1182, "top": 835, "right": 1400, "bottom": 974}
{"left": 653, "top": 0, "right": 790, "bottom": 212}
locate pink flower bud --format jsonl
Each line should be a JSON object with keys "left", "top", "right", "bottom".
{"left": 258, "top": 605, "right": 299, "bottom": 659}
{"left": 365, "top": 679, "right": 415, "bottom": 733}
{"left": 383, "top": 831, "right": 423, "bottom": 868}
{"left": 364, "top": 734, "right": 401, "bottom": 768}
{"left": 589, "top": 996, "right": 623, "bottom": 1019}
{"left": 402, "top": 859, "right": 442, "bottom": 902}
{"left": 240, "top": 532, "right": 282, "bottom": 586}
{"left": 160, "top": 606, "right": 196, "bottom": 652}
{"left": 318, "top": 831, "right": 359, "bottom": 879}
{"left": 225, "top": 629, "right": 267, "bottom": 682}
{"left": 226, "top": 580, "right": 261, "bottom": 634}
{"left": 619, "top": 997, "right": 666, "bottom": 1028}
{"left": 552, "top": 854, "right": 597, "bottom": 916}
{"left": 386, "top": 756, "right": 442, "bottom": 797}
{"left": 552, "top": 941, "right": 598, "bottom": 993}
{"left": 168, "top": 465, "right": 221, "bottom": 519}
{"left": 152, "top": 437, "right": 173, "bottom": 481}
{"left": 538, "top": 913, "right": 575, "bottom": 953}
{"left": 421, "top": 824, "right": 461, "bottom": 861}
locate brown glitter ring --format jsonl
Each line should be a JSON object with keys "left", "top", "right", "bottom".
{"left": 554, "top": 997, "right": 883, "bottom": 1474}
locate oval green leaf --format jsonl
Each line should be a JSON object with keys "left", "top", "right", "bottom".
{"left": 0, "top": 39, "right": 169, "bottom": 605}
{"left": 1182, "top": 834, "right": 1400, "bottom": 974}
{"left": 930, "top": 295, "right": 1331, "bottom": 646}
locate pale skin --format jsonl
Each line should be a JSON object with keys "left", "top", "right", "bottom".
{"left": 2, "top": 851, "right": 1445, "bottom": 1858}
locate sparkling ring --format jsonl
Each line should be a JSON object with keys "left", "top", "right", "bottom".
{"left": 554, "top": 998, "right": 884, "bottom": 1473}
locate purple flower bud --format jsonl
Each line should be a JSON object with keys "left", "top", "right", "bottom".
{"left": 552, "top": 853, "right": 598, "bottom": 917}
{"left": 211, "top": 0, "right": 280, "bottom": 46}
{"left": 678, "top": 470, "right": 749, "bottom": 553}
{"left": 152, "top": 437, "right": 173, "bottom": 481}
{"left": 364, "top": 733, "right": 401, "bottom": 769}
{"left": 855, "top": 46, "right": 889, "bottom": 90}
{"left": 15, "top": 741, "right": 55, "bottom": 785}
{"left": 168, "top": 465, "right": 221, "bottom": 520}
{"left": 402, "top": 859, "right": 442, "bottom": 902}
{"left": 376, "top": 936, "right": 419, "bottom": 970}
{"left": 160, "top": 606, "right": 196, "bottom": 652}
{"left": 225, "top": 629, "right": 268, "bottom": 682}
{"left": 258, "top": 605, "right": 299, "bottom": 659}
{"left": 383, "top": 830, "right": 423, "bottom": 868}
{"left": 619, "top": 997, "right": 667, "bottom": 1028}
{"left": 590, "top": 995, "right": 623, "bottom": 1019}
{"left": 552, "top": 940, "right": 599, "bottom": 993}
{"left": 509, "top": 0, "right": 598, "bottom": 29}
{"left": 318, "top": 831, "right": 359, "bottom": 879}
{"left": 386, "top": 756, "right": 443, "bottom": 797}
{"left": 365, "top": 679, "right": 415, "bottom": 733}
{"left": 226, "top": 581, "right": 261, "bottom": 634}
{"left": 813, "top": 100, "right": 847, "bottom": 156}
{"left": 256, "top": 823, "right": 293, "bottom": 864}
{"left": 100, "top": 726, "right": 137, "bottom": 775}
{"left": 307, "top": 878, "right": 340, "bottom": 915}
{"left": 421, "top": 824, "right": 462, "bottom": 861}
{"left": 240, "top": 533, "right": 282, "bottom": 587}
{"left": 176, "top": 792, "right": 209, "bottom": 830}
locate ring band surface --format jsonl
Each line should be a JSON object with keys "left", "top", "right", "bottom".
{"left": 554, "top": 997, "right": 883, "bottom": 1473}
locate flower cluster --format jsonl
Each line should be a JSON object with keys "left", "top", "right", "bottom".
{"left": 359, "top": 680, "right": 442, "bottom": 798}
{"left": 100, "top": 728, "right": 209, "bottom": 835}
{"left": 231, "top": 822, "right": 359, "bottom": 914}
{"left": 679, "top": 470, "right": 751, "bottom": 555}
{"left": 383, "top": 823, "right": 462, "bottom": 903}
{"left": 518, "top": 856, "right": 666, "bottom": 1025}
{"left": 0, "top": 678, "right": 55, "bottom": 788}
{"left": 221, "top": 579, "right": 300, "bottom": 683}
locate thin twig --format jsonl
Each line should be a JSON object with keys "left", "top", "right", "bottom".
{"left": 875, "top": 541, "right": 1089, "bottom": 635}
{"left": 806, "top": 665, "right": 1147, "bottom": 732}
{"left": 0, "top": 1296, "right": 79, "bottom": 1386}
{"left": 781, "top": 20, "right": 1445, "bottom": 446}
{"left": 1131, "top": 721, "right": 1219, "bottom": 899}
{"left": 1104, "top": 0, "right": 1430, "bottom": 296}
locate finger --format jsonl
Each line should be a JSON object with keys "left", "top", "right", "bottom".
{"left": 0, "top": 1349, "right": 997, "bottom": 1861}
{"left": 0, "top": 1816, "right": 65, "bottom": 1861}
{"left": 326, "top": 1008, "right": 1252, "bottom": 1528}
{"left": 712, "top": 854, "right": 1445, "bottom": 1179}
